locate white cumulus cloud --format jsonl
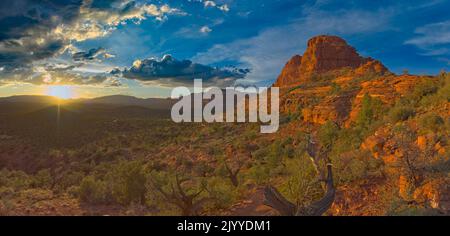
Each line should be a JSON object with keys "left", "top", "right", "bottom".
{"left": 200, "top": 26, "right": 213, "bottom": 33}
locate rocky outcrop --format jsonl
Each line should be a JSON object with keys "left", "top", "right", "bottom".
{"left": 346, "top": 74, "right": 438, "bottom": 126}
{"left": 355, "top": 60, "right": 389, "bottom": 76}
{"left": 274, "top": 55, "right": 302, "bottom": 87}
{"left": 272, "top": 35, "right": 449, "bottom": 216}
{"left": 300, "top": 36, "right": 367, "bottom": 75}
{"left": 330, "top": 177, "right": 388, "bottom": 216}
{"left": 275, "top": 35, "right": 395, "bottom": 125}
{"left": 302, "top": 91, "right": 356, "bottom": 125}
{"left": 274, "top": 35, "right": 389, "bottom": 87}
{"left": 275, "top": 36, "right": 445, "bottom": 128}
{"left": 413, "top": 179, "right": 450, "bottom": 213}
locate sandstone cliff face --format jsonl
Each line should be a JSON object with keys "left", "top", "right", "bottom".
{"left": 301, "top": 91, "right": 357, "bottom": 125}
{"left": 273, "top": 55, "right": 302, "bottom": 87}
{"left": 274, "top": 35, "right": 389, "bottom": 87}
{"left": 300, "top": 36, "right": 366, "bottom": 75}
{"left": 275, "top": 36, "right": 441, "bottom": 127}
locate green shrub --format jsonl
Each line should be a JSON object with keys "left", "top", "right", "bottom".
{"left": 0, "top": 170, "right": 32, "bottom": 191}
{"left": 252, "top": 147, "right": 268, "bottom": 161}
{"left": 437, "top": 74, "right": 450, "bottom": 102}
{"left": 330, "top": 82, "right": 342, "bottom": 95}
{"left": 267, "top": 141, "right": 284, "bottom": 168}
{"left": 205, "top": 177, "right": 239, "bottom": 209}
{"left": 193, "top": 161, "right": 214, "bottom": 177}
{"left": 278, "top": 156, "right": 323, "bottom": 206}
{"left": 356, "top": 93, "right": 385, "bottom": 129}
{"left": 411, "top": 79, "right": 438, "bottom": 101}
{"left": 107, "top": 161, "right": 147, "bottom": 205}
{"left": 310, "top": 73, "right": 335, "bottom": 82}
{"left": 247, "top": 163, "right": 270, "bottom": 185}
{"left": 32, "top": 169, "right": 52, "bottom": 189}
{"left": 419, "top": 114, "right": 444, "bottom": 133}
{"left": 79, "top": 176, "right": 109, "bottom": 204}
{"left": 331, "top": 128, "right": 364, "bottom": 155}
{"left": 389, "top": 203, "right": 443, "bottom": 216}
{"left": 419, "top": 73, "right": 450, "bottom": 106}
{"left": 56, "top": 171, "right": 84, "bottom": 191}
{"left": 331, "top": 151, "right": 383, "bottom": 185}
{"left": 318, "top": 121, "right": 340, "bottom": 149}
{"left": 67, "top": 185, "right": 80, "bottom": 198}
{"left": 389, "top": 106, "right": 415, "bottom": 123}
{"left": 358, "top": 71, "right": 379, "bottom": 82}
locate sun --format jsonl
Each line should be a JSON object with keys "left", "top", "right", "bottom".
{"left": 45, "top": 85, "right": 75, "bottom": 99}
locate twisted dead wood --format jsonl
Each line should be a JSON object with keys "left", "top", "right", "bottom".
{"left": 263, "top": 163, "right": 335, "bottom": 216}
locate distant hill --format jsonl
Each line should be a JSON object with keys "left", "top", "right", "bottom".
{"left": 82, "top": 95, "right": 176, "bottom": 110}
{"left": 0, "top": 95, "right": 59, "bottom": 104}
{"left": 0, "top": 95, "right": 63, "bottom": 115}
{"left": 0, "top": 94, "right": 176, "bottom": 110}
{"left": 0, "top": 95, "right": 174, "bottom": 130}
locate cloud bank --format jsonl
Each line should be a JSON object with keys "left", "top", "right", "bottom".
{"left": 0, "top": 0, "right": 185, "bottom": 87}
{"left": 116, "top": 55, "right": 249, "bottom": 87}
{"left": 0, "top": 0, "right": 181, "bottom": 71}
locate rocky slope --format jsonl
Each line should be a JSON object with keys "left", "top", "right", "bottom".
{"left": 269, "top": 35, "right": 449, "bottom": 215}
{"left": 274, "top": 35, "right": 437, "bottom": 126}
{"left": 274, "top": 35, "right": 388, "bottom": 87}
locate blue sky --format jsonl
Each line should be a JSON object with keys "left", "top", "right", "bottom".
{"left": 0, "top": 0, "right": 449, "bottom": 98}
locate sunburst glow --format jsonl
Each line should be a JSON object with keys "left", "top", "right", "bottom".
{"left": 45, "top": 85, "right": 75, "bottom": 99}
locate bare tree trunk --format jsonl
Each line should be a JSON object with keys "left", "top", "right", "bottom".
{"left": 263, "top": 186, "right": 296, "bottom": 216}
{"left": 224, "top": 158, "right": 243, "bottom": 187}
{"left": 263, "top": 164, "right": 335, "bottom": 216}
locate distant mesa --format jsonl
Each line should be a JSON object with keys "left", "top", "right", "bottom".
{"left": 274, "top": 35, "right": 389, "bottom": 87}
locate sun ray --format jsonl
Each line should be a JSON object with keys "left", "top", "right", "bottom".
{"left": 45, "top": 85, "right": 75, "bottom": 99}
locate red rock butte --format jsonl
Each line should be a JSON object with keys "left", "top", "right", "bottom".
{"left": 274, "top": 35, "right": 389, "bottom": 87}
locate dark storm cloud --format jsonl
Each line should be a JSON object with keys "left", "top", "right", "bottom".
{"left": 110, "top": 67, "right": 122, "bottom": 75}
{"left": 0, "top": 0, "right": 86, "bottom": 65}
{"left": 89, "top": 0, "right": 121, "bottom": 9}
{"left": 72, "top": 47, "right": 106, "bottom": 61}
{"left": 0, "top": 0, "right": 180, "bottom": 72}
{"left": 118, "top": 55, "right": 249, "bottom": 87}
{"left": 0, "top": 39, "right": 67, "bottom": 69}
{"left": 0, "top": 0, "right": 81, "bottom": 69}
{"left": 0, "top": 15, "right": 38, "bottom": 41}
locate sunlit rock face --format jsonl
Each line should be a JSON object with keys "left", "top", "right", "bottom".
{"left": 273, "top": 55, "right": 303, "bottom": 87}
{"left": 300, "top": 36, "right": 366, "bottom": 75}
{"left": 274, "top": 35, "right": 389, "bottom": 87}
